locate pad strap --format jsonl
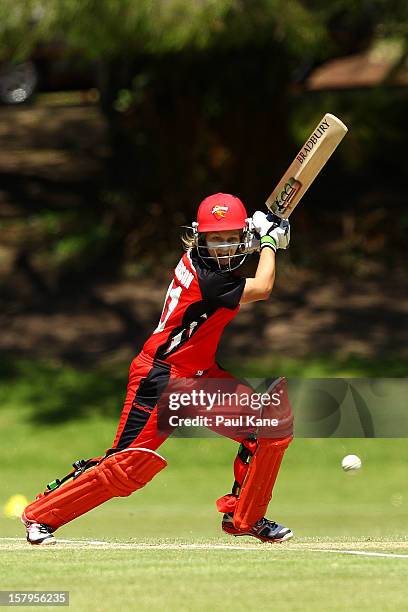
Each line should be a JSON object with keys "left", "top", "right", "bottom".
{"left": 233, "top": 436, "right": 292, "bottom": 530}
{"left": 23, "top": 448, "right": 167, "bottom": 531}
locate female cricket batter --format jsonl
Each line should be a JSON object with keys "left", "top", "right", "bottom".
{"left": 22, "top": 193, "right": 293, "bottom": 545}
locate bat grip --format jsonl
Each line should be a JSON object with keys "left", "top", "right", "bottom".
{"left": 266, "top": 212, "right": 283, "bottom": 227}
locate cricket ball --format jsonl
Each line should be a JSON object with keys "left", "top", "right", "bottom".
{"left": 341, "top": 454, "right": 362, "bottom": 472}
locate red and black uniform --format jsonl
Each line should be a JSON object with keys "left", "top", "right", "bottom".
{"left": 112, "top": 248, "right": 246, "bottom": 451}
{"left": 23, "top": 193, "right": 293, "bottom": 535}
{"left": 110, "top": 249, "right": 261, "bottom": 513}
{"left": 145, "top": 248, "right": 245, "bottom": 370}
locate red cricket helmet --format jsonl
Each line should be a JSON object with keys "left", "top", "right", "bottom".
{"left": 196, "top": 193, "right": 248, "bottom": 232}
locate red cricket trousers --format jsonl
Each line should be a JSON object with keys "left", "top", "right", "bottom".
{"left": 111, "top": 350, "right": 291, "bottom": 513}
{"left": 112, "top": 349, "right": 249, "bottom": 450}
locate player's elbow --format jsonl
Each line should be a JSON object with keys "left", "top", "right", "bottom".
{"left": 241, "top": 287, "right": 272, "bottom": 304}
{"left": 259, "top": 287, "right": 272, "bottom": 301}
{"left": 241, "top": 278, "right": 274, "bottom": 304}
{"left": 258, "top": 279, "right": 274, "bottom": 300}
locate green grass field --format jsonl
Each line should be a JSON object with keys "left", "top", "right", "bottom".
{"left": 1, "top": 362, "right": 407, "bottom": 610}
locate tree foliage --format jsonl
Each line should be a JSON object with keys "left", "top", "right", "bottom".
{"left": 1, "top": 0, "right": 407, "bottom": 63}
{"left": 0, "top": 0, "right": 330, "bottom": 61}
{"left": 1, "top": 0, "right": 407, "bottom": 289}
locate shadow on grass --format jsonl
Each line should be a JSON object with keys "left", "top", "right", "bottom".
{"left": 0, "top": 353, "right": 127, "bottom": 425}
{"left": 0, "top": 353, "right": 406, "bottom": 426}
{"left": 223, "top": 354, "right": 408, "bottom": 378}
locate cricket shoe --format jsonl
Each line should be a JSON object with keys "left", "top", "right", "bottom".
{"left": 222, "top": 513, "right": 293, "bottom": 543}
{"left": 24, "top": 521, "right": 56, "bottom": 546}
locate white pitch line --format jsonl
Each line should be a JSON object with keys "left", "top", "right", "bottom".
{"left": 1, "top": 538, "right": 408, "bottom": 557}
{"left": 314, "top": 549, "right": 408, "bottom": 559}
{"left": 57, "top": 540, "right": 263, "bottom": 550}
{"left": 0, "top": 537, "right": 107, "bottom": 545}
{"left": 0, "top": 538, "right": 260, "bottom": 550}
{"left": 0, "top": 537, "right": 42, "bottom": 544}
{"left": 58, "top": 539, "right": 109, "bottom": 545}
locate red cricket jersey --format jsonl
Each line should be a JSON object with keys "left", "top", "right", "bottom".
{"left": 142, "top": 249, "right": 245, "bottom": 374}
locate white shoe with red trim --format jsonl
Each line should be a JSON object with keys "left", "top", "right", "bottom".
{"left": 25, "top": 521, "right": 56, "bottom": 546}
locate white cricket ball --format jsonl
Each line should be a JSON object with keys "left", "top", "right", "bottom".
{"left": 341, "top": 454, "right": 362, "bottom": 472}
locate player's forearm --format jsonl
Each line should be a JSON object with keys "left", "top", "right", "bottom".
{"left": 253, "top": 247, "right": 276, "bottom": 295}
{"left": 241, "top": 248, "right": 276, "bottom": 303}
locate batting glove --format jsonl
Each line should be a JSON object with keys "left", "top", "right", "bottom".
{"left": 252, "top": 210, "right": 291, "bottom": 251}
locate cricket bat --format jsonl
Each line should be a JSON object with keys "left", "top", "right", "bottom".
{"left": 266, "top": 113, "right": 348, "bottom": 220}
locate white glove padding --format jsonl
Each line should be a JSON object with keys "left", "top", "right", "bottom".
{"left": 268, "top": 218, "right": 290, "bottom": 250}
{"left": 251, "top": 211, "right": 290, "bottom": 251}
{"left": 252, "top": 210, "right": 275, "bottom": 238}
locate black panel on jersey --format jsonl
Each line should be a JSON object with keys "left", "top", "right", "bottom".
{"left": 191, "top": 249, "right": 245, "bottom": 309}
{"left": 155, "top": 299, "right": 218, "bottom": 360}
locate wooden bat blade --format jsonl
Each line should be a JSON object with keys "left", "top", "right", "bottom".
{"left": 266, "top": 113, "right": 348, "bottom": 219}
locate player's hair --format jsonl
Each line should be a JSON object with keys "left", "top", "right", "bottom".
{"left": 181, "top": 230, "right": 196, "bottom": 251}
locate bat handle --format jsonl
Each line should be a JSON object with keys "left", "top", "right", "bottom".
{"left": 266, "top": 212, "right": 283, "bottom": 227}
